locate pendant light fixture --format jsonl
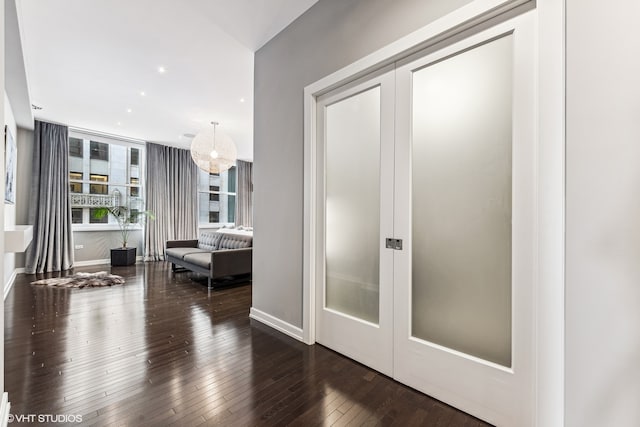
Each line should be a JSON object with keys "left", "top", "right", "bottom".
{"left": 190, "top": 121, "right": 237, "bottom": 174}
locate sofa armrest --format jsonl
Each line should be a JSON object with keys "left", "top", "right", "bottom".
{"left": 210, "top": 248, "right": 252, "bottom": 277}
{"left": 166, "top": 239, "right": 199, "bottom": 249}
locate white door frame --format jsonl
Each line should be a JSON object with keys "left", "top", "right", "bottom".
{"left": 302, "top": 0, "right": 565, "bottom": 425}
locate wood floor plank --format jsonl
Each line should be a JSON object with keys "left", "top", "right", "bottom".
{"left": 5, "top": 262, "right": 491, "bottom": 426}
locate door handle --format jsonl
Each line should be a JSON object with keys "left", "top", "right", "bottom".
{"left": 385, "top": 238, "right": 403, "bottom": 250}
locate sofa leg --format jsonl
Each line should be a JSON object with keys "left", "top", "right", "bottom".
{"left": 171, "top": 263, "right": 177, "bottom": 272}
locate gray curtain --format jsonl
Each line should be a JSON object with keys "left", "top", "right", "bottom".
{"left": 144, "top": 142, "right": 198, "bottom": 261}
{"left": 25, "top": 121, "right": 74, "bottom": 274}
{"left": 235, "top": 160, "right": 253, "bottom": 227}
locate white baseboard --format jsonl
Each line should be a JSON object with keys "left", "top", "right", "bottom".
{"left": 0, "top": 392, "right": 10, "bottom": 427}
{"left": 4, "top": 268, "right": 20, "bottom": 301}
{"left": 249, "top": 307, "right": 304, "bottom": 342}
{"left": 73, "top": 256, "right": 144, "bottom": 267}
{"left": 73, "top": 258, "right": 111, "bottom": 267}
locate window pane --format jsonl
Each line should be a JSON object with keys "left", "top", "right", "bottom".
{"left": 324, "top": 86, "right": 381, "bottom": 323}
{"left": 89, "top": 174, "right": 108, "bottom": 194}
{"left": 90, "top": 174, "right": 108, "bottom": 182}
{"left": 71, "top": 208, "right": 83, "bottom": 224}
{"left": 130, "top": 148, "right": 139, "bottom": 166}
{"left": 411, "top": 35, "right": 513, "bottom": 366}
{"left": 89, "top": 208, "right": 108, "bottom": 224}
{"left": 129, "top": 208, "right": 140, "bottom": 224}
{"left": 90, "top": 184, "right": 108, "bottom": 194}
{"left": 69, "top": 138, "right": 83, "bottom": 157}
{"left": 227, "top": 166, "right": 237, "bottom": 193}
{"left": 226, "top": 194, "right": 236, "bottom": 223}
{"left": 70, "top": 171, "right": 83, "bottom": 193}
{"left": 130, "top": 186, "right": 140, "bottom": 197}
{"left": 90, "top": 141, "right": 109, "bottom": 161}
{"left": 70, "top": 182, "right": 83, "bottom": 193}
{"left": 209, "top": 193, "right": 220, "bottom": 202}
{"left": 198, "top": 193, "right": 235, "bottom": 224}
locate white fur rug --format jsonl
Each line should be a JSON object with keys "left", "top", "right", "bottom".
{"left": 31, "top": 271, "right": 125, "bottom": 288}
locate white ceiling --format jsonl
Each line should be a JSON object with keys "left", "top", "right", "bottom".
{"left": 15, "top": 0, "right": 319, "bottom": 160}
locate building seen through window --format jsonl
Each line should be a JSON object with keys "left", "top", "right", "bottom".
{"left": 68, "top": 135, "right": 144, "bottom": 225}
{"left": 198, "top": 167, "right": 236, "bottom": 225}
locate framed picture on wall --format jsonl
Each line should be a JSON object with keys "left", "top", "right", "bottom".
{"left": 5, "top": 125, "right": 17, "bottom": 204}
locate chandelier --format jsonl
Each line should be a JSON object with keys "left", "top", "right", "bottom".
{"left": 190, "top": 121, "right": 237, "bottom": 173}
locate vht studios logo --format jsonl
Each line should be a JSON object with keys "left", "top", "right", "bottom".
{"left": 8, "top": 413, "right": 83, "bottom": 423}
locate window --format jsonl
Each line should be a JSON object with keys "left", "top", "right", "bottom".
{"left": 198, "top": 166, "right": 237, "bottom": 225}
{"left": 69, "top": 138, "right": 83, "bottom": 157}
{"left": 71, "top": 208, "right": 83, "bottom": 224}
{"left": 90, "top": 141, "right": 109, "bottom": 161}
{"left": 68, "top": 134, "right": 145, "bottom": 226}
{"left": 89, "top": 208, "right": 108, "bottom": 224}
{"left": 209, "top": 185, "right": 219, "bottom": 201}
{"left": 89, "top": 174, "right": 109, "bottom": 195}
{"left": 130, "top": 177, "right": 140, "bottom": 197}
{"left": 70, "top": 172, "right": 83, "bottom": 193}
{"left": 129, "top": 208, "right": 140, "bottom": 224}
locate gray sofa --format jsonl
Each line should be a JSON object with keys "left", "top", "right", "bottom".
{"left": 166, "top": 230, "right": 252, "bottom": 288}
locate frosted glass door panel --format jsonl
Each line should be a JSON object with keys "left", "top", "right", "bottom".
{"left": 411, "top": 35, "right": 513, "bottom": 366}
{"left": 325, "top": 87, "right": 381, "bottom": 324}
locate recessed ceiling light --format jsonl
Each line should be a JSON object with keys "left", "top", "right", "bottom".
{"left": 240, "top": 98, "right": 245, "bottom": 103}
{"left": 140, "top": 91, "right": 146, "bottom": 96}
{"left": 158, "top": 66, "right": 166, "bottom": 74}
{"left": 127, "top": 108, "right": 132, "bottom": 113}
{"left": 117, "top": 122, "right": 122, "bottom": 126}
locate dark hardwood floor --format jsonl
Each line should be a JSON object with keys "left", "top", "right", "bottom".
{"left": 5, "top": 262, "right": 490, "bottom": 426}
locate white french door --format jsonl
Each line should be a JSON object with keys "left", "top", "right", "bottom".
{"left": 315, "top": 67, "right": 395, "bottom": 376}
{"left": 393, "top": 14, "right": 535, "bottom": 426}
{"left": 315, "top": 13, "right": 535, "bottom": 426}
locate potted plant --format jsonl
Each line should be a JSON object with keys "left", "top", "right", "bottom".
{"left": 92, "top": 206, "right": 155, "bottom": 266}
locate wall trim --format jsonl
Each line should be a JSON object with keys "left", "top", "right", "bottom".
{"left": 73, "top": 259, "right": 111, "bottom": 267}
{"left": 535, "top": 0, "right": 566, "bottom": 426}
{"left": 3, "top": 268, "right": 20, "bottom": 301}
{"left": 0, "top": 392, "right": 10, "bottom": 427}
{"left": 249, "top": 307, "right": 304, "bottom": 342}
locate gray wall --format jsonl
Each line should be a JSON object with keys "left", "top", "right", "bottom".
{"left": 73, "top": 230, "right": 143, "bottom": 262}
{"left": 253, "top": 0, "right": 473, "bottom": 327}
{"left": 566, "top": 1, "right": 640, "bottom": 426}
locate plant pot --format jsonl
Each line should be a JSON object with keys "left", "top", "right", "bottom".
{"left": 111, "top": 247, "right": 136, "bottom": 266}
